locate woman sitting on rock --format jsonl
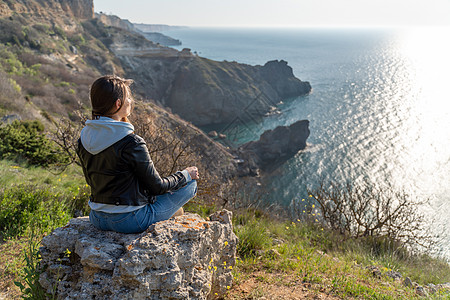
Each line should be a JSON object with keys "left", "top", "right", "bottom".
{"left": 77, "top": 75, "right": 198, "bottom": 233}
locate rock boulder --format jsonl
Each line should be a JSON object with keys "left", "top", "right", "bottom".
{"left": 39, "top": 210, "right": 237, "bottom": 299}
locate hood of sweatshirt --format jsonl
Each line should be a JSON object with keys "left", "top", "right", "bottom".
{"left": 80, "top": 117, "right": 134, "bottom": 155}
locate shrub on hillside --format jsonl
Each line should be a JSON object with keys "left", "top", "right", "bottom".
{"left": 0, "top": 185, "right": 71, "bottom": 238}
{"left": 51, "top": 116, "right": 85, "bottom": 167}
{"left": 0, "top": 69, "right": 20, "bottom": 99}
{"left": 0, "top": 47, "right": 41, "bottom": 77}
{"left": 0, "top": 16, "right": 43, "bottom": 50}
{"left": 308, "top": 180, "right": 435, "bottom": 251}
{"left": 0, "top": 17, "right": 26, "bottom": 46}
{"left": 0, "top": 120, "right": 68, "bottom": 167}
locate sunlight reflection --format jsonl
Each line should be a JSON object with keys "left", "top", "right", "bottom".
{"left": 396, "top": 27, "right": 450, "bottom": 179}
{"left": 393, "top": 27, "right": 450, "bottom": 255}
{"left": 398, "top": 27, "right": 450, "bottom": 99}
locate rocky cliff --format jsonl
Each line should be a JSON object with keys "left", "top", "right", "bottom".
{"left": 59, "top": 0, "right": 93, "bottom": 19}
{"left": 163, "top": 59, "right": 311, "bottom": 126}
{"left": 108, "top": 33, "right": 311, "bottom": 126}
{"left": 89, "top": 14, "right": 311, "bottom": 126}
{"left": 259, "top": 60, "right": 311, "bottom": 99}
{"left": 0, "top": 0, "right": 93, "bottom": 19}
{"left": 95, "top": 12, "right": 135, "bottom": 31}
{"left": 95, "top": 15, "right": 182, "bottom": 46}
{"left": 39, "top": 210, "right": 237, "bottom": 299}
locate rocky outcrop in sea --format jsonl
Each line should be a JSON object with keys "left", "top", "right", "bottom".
{"left": 234, "top": 120, "right": 310, "bottom": 175}
{"left": 39, "top": 210, "right": 237, "bottom": 299}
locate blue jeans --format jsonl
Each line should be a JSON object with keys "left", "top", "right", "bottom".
{"left": 89, "top": 180, "right": 197, "bottom": 233}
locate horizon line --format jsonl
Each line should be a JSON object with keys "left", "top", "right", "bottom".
{"left": 133, "top": 24, "right": 450, "bottom": 30}
{"left": 93, "top": 12, "right": 450, "bottom": 29}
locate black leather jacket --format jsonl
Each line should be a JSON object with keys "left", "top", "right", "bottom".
{"left": 77, "top": 134, "right": 187, "bottom": 206}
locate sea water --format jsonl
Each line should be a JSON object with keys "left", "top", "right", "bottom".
{"left": 166, "top": 27, "right": 450, "bottom": 258}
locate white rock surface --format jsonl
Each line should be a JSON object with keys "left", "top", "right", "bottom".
{"left": 39, "top": 210, "right": 237, "bottom": 299}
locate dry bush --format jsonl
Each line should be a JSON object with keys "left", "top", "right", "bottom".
{"left": 51, "top": 111, "right": 86, "bottom": 169}
{"left": 307, "top": 179, "right": 437, "bottom": 250}
{"left": 14, "top": 73, "right": 91, "bottom": 114}
{"left": 133, "top": 119, "right": 195, "bottom": 177}
{"left": 0, "top": 72, "right": 15, "bottom": 96}
{"left": 0, "top": 70, "right": 20, "bottom": 105}
{"left": 33, "top": 95, "right": 66, "bottom": 115}
{"left": 70, "top": 71, "right": 97, "bottom": 87}
{"left": 17, "top": 77, "right": 49, "bottom": 97}
{"left": 17, "top": 52, "right": 49, "bottom": 67}
{"left": 131, "top": 115, "right": 226, "bottom": 207}
{"left": 39, "top": 63, "right": 75, "bottom": 83}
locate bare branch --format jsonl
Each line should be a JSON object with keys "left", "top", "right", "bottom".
{"left": 308, "top": 179, "right": 436, "bottom": 252}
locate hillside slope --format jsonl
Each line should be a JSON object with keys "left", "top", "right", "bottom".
{"left": 0, "top": 0, "right": 312, "bottom": 177}
{"left": 0, "top": 0, "right": 243, "bottom": 181}
{"left": 1, "top": 0, "right": 311, "bottom": 127}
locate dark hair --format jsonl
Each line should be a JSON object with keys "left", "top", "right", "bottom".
{"left": 90, "top": 75, "right": 134, "bottom": 119}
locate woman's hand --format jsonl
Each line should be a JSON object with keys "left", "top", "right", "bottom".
{"left": 185, "top": 166, "right": 199, "bottom": 180}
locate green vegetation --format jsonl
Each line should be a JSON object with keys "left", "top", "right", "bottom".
{"left": 0, "top": 159, "right": 89, "bottom": 298}
{"left": 1, "top": 143, "right": 449, "bottom": 299}
{"left": 234, "top": 212, "right": 273, "bottom": 257}
{"left": 13, "top": 236, "right": 47, "bottom": 299}
{"left": 0, "top": 120, "right": 68, "bottom": 167}
{"left": 0, "top": 161, "right": 90, "bottom": 241}
{"left": 0, "top": 185, "right": 71, "bottom": 238}
{"left": 68, "top": 33, "right": 86, "bottom": 46}
{"left": 0, "top": 14, "right": 121, "bottom": 117}
{"left": 8, "top": 78, "right": 21, "bottom": 93}
{"left": 227, "top": 209, "right": 450, "bottom": 299}
{"left": 0, "top": 47, "right": 40, "bottom": 77}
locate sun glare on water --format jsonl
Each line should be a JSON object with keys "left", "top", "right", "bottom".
{"left": 391, "top": 27, "right": 450, "bottom": 255}
{"left": 394, "top": 27, "right": 450, "bottom": 190}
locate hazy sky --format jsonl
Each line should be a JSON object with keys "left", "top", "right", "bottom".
{"left": 94, "top": 0, "right": 450, "bottom": 27}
